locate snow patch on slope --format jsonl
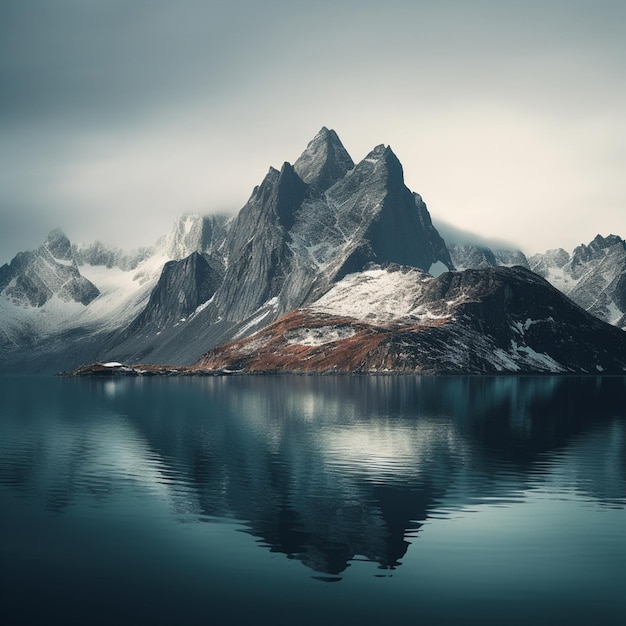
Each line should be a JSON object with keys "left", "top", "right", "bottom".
{"left": 310, "top": 266, "right": 434, "bottom": 323}
{"left": 285, "top": 326, "right": 356, "bottom": 346}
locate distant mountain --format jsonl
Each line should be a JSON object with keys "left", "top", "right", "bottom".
{"left": 0, "top": 229, "right": 100, "bottom": 356}
{"left": 196, "top": 265, "right": 626, "bottom": 374}
{"left": 0, "top": 229, "right": 99, "bottom": 308}
{"left": 0, "top": 214, "right": 229, "bottom": 372}
{"left": 436, "top": 225, "right": 626, "bottom": 332}
{"left": 529, "top": 234, "right": 626, "bottom": 329}
{"left": 434, "top": 221, "right": 530, "bottom": 271}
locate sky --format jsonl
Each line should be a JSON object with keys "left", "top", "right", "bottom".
{"left": 1, "top": 0, "right": 625, "bottom": 264}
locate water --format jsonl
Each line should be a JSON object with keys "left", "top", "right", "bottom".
{"left": 1, "top": 375, "right": 625, "bottom": 625}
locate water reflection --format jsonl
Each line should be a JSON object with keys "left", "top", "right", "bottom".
{"left": 1, "top": 375, "right": 625, "bottom": 577}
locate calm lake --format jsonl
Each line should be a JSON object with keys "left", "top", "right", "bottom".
{"left": 1, "top": 375, "right": 625, "bottom": 625}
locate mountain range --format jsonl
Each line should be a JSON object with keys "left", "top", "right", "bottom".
{"left": 1, "top": 127, "right": 625, "bottom": 374}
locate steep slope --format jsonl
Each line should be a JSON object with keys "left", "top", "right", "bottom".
{"left": 124, "top": 252, "right": 223, "bottom": 334}
{"left": 196, "top": 265, "right": 626, "bottom": 374}
{"left": 529, "top": 234, "right": 626, "bottom": 329}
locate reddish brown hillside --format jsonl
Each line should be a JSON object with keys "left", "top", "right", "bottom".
{"left": 194, "top": 310, "right": 447, "bottom": 373}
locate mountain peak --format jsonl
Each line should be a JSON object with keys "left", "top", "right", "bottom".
{"left": 294, "top": 127, "right": 354, "bottom": 191}
{"left": 357, "top": 143, "right": 403, "bottom": 185}
{"left": 43, "top": 228, "right": 73, "bottom": 262}
{"left": 590, "top": 233, "right": 624, "bottom": 249}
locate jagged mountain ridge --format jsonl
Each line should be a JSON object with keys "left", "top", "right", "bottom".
{"left": 434, "top": 224, "right": 626, "bottom": 331}
{"left": 212, "top": 129, "right": 453, "bottom": 322}
{"left": 529, "top": 234, "right": 626, "bottom": 329}
{"left": 99, "top": 127, "right": 454, "bottom": 366}
{"left": 1, "top": 128, "right": 625, "bottom": 373}
{"left": 196, "top": 265, "right": 626, "bottom": 375}
{"left": 0, "top": 229, "right": 100, "bottom": 308}
{"left": 0, "top": 214, "right": 230, "bottom": 371}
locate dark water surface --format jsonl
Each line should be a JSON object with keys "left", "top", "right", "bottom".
{"left": 1, "top": 375, "right": 625, "bottom": 625}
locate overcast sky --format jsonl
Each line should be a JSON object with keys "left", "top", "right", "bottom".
{"left": 1, "top": 0, "right": 624, "bottom": 264}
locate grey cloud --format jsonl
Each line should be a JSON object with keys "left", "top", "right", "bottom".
{"left": 1, "top": 1, "right": 625, "bottom": 263}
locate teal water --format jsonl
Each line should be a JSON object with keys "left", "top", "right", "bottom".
{"left": 1, "top": 375, "right": 625, "bottom": 625}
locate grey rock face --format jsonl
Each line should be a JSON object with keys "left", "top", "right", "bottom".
{"left": 293, "top": 126, "right": 355, "bottom": 192}
{"left": 213, "top": 162, "right": 308, "bottom": 321}
{"left": 0, "top": 229, "right": 100, "bottom": 307}
{"left": 208, "top": 129, "right": 453, "bottom": 325}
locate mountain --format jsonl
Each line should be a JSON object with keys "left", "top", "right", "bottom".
{"left": 447, "top": 244, "right": 530, "bottom": 272}
{"left": 195, "top": 265, "right": 626, "bottom": 374}
{"left": 434, "top": 221, "right": 530, "bottom": 271}
{"left": 0, "top": 229, "right": 99, "bottom": 308}
{"left": 529, "top": 234, "right": 626, "bottom": 329}
{"left": 434, "top": 225, "right": 626, "bottom": 331}
{"left": 0, "top": 229, "right": 101, "bottom": 356}
{"left": 98, "top": 127, "right": 454, "bottom": 366}
{"left": 213, "top": 128, "right": 452, "bottom": 322}
{"left": 0, "top": 214, "right": 230, "bottom": 372}
{"left": 2, "top": 128, "right": 624, "bottom": 375}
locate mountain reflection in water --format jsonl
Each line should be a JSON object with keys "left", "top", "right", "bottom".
{"left": 1, "top": 375, "right": 625, "bottom": 579}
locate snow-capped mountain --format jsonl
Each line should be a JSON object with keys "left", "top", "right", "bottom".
{"left": 213, "top": 128, "right": 452, "bottom": 322}
{"left": 529, "top": 235, "right": 626, "bottom": 329}
{"left": 196, "top": 265, "right": 626, "bottom": 375}
{"left": 0, "top": 229, "right": 100, "bottom": 308}
{"left": 98, "top": 127, "right": 454, "bottom": 366}
{"left": 2, "top": 128, "right": 624, "bottom": 374}
{"left": 0, "top": 229, "right": 101, "bottom": 353}
{"left": 0, "top": 214, "right": 229, "bottom": 372}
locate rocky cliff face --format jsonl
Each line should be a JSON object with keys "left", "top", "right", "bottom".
{"left": 196, "top": 265, "right": 626, "bottom": 375}
{"left": 214, "top": 129, "right": 453, "bottom": 323}
{"left": 124, "top": 252, "right": 224, "bottom": 335}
